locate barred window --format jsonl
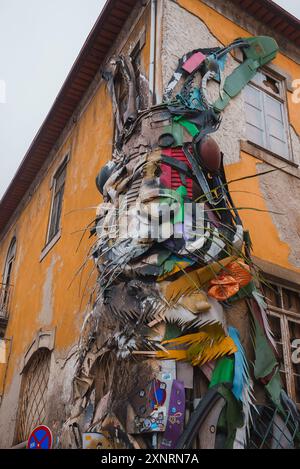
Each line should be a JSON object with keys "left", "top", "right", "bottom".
{"left": 15, "top": 348, "right": 51, "bottom": 444}
{"left": 47, "top": 159, "right": 68, "bottom": 244}
{"left": 263, "top": 282, "right": 300, "bottom": 405}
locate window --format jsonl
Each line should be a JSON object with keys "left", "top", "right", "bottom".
{"left": 15, "top": 348, "right": 51, "bottom": 444}
{"left": 244, "top": 71, "right": 290, "bottom": 160}
{"left": 47, "top": 159, "right": 67, "bottom": 244}
{"left": 263, "top": 282, "right": 300, "bottom": 405}
{"left": 0, "top": 237, "right": 16, "bottom": 326}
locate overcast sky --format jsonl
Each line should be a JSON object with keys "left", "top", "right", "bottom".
{"left": 0, "top": 0, "right": 299, "bottom": 199}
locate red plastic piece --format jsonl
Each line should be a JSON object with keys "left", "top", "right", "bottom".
{"left": 160, "top": 148, "right": 193, "bottom": 199}
{"left": 182, "top": 52, "right": 206, "bottom": 74}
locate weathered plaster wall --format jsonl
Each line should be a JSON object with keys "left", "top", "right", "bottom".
{"left": 161, "top": 0, "right": 246, "bottom": 165}
{"left": 226, "top": 153, "right": 293, "bottom": 269}
{"left": 162, "top": 0, "right": 300, "bottom": 274}
{"left": 0, "top": 370, "right": 22, "bottom": 448}
{"left": 259, "top": 163, "right": 300, "bottom": 268}
{"left": 45, "top": 351, "right": 78, "bottom": 445}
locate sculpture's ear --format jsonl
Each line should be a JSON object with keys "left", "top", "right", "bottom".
{"left": 213, "top": 36, "right": 279, "bottom": 112}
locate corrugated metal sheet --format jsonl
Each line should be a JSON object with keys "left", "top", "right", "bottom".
{"left": 0, "top": 0, "right": 299, "bottom": 235}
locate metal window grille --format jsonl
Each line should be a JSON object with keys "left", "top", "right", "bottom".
{"left": 15, "top": 348, "right": 51, "bottom": 444}
{"left": 248, "top": 405, "right": 299, "bottom": 449}
{"left": 263, "top": 282, "right": 300, "bottom": 405}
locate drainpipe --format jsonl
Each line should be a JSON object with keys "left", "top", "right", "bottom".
{"left": 149, "top": 0, "right": 157, "bottom": 105}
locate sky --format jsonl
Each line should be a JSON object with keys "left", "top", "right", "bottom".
{"left": 0, "top": 0, "right": 299, "bottom": 199}
{"left": 0, "top": 0, "right": 106, "bottom": 198}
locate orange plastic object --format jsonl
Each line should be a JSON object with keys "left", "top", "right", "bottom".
{"left": 208, "top": 260, "right": 252, "bottom": 300}
{"left": 208, "top": 283, "right": 240, "bottom": 301}
{"left": 210, "top": 274, "right": 237, "bottom": 286}
{"left": 226, "top": 260, "right": 252, "bottom": 287}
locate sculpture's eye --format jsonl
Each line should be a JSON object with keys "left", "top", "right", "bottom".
{"left": 197, "top": 136, "right": 221, "bottom": 173}
{"left": 154, "top": 166, "right": 162, "bottom": 177}
{"left": 158, "top": 133, "right": 175, "bottom": 148}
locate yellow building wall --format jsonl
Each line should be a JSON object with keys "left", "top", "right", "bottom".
{"left": 0, "top": 7, "right": 151, "bottom": 396}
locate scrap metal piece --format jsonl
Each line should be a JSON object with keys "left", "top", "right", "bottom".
{"left": 158, "top": 133, "right": 175, "bottom": 148}
{"left": 182, "top": 51, "right": 206, "bottom": 74}
{"left": 104, "top": 55, "right": 138, "bottom": 138}
{"left": 175, "top": 384, "right": 228, "bottom": 449}
{"left": 198, "top": 396, "right": 226, "bottom": 449}
{"left": 213, "top": 36, "right": 279, "bottom": 112}
{"left": 96, "top": 161, "right": 117, "bottom": 195}
{"left": 248, "top": 405, "right": 298, "bottom": 449}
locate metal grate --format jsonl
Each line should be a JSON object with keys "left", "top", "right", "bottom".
{"left": 15, "top": 349, "right": 51, "bottom": 443}
{"left": 248, "top": 405, "right": 299, "bottom": 449}
{"left": 263, "top": 281, "right": 300, "bottom": 405}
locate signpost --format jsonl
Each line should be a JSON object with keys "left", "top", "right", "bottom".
{"left": 27, "top": 425, "right": 53, "bottom": 450}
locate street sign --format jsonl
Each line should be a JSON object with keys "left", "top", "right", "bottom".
{"left": 27, "top": 425, "right": 53, "bottom": 449}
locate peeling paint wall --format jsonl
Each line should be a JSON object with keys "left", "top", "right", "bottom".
{"left": 0, "top": 365, "right": 22, "bottom": 447}
{"left": 259, "top": 164, "right": 300, "bottom": 269}
{"left": 161, "top": 0, "right": 246, "bottom": 165}
{"left": 38, "top": 256, "right": 59, "bottom": 327}
{"left": 45, "top": 351, "right": 78, "bottom": 446}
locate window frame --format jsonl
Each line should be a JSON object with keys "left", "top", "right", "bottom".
{"left": 14, "top": 348, "right": 51, "bottom": 445}
{"left": 2, "top": 237, "right": 16, "bottom": 286}
{"left": 264, "top": 280, "right": 300, "bottom": 405}
{"left": 45, "top": 155, "right": 69, "bottom": 247}
{"left": 0, "top": 237, "right": 17, "bottom": 319}
{"left": 244, "top": 68, "right": 293, "bottom": 162}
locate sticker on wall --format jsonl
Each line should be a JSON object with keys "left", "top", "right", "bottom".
{"left": 160, "top": 380, "right": 185, "bottom": 449}
{"left": 27, "top": 425, "right": 53, "bottom": 449}
{"left": 82, "top": 432, "right": 114, "bottom": 450}
{"left": 127, "top": 360, "right": 176, "bottom": 434}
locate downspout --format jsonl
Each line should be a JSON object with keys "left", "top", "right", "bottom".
{"left": 149, "top": 0, "right": 157, "bottom": 105}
